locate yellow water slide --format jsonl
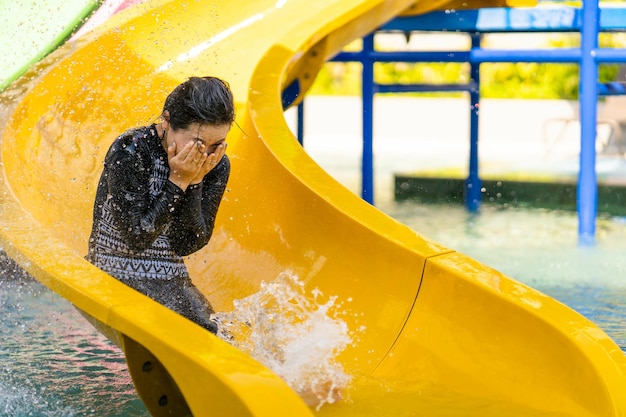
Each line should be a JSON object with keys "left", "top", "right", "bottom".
{"left": 1, "top": 0, "right": 625, "bottom": 416}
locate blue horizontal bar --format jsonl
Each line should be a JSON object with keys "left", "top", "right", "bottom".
{"left": 381, "top": 7, "right": 626, "bottom": 33}
{"left": 333, "top": 48, "right": 626, "bottom": 64}
{"left": 333, "top": 50, "right": 471, "bottom": 63}
{"left": 376, "top": 83, "right": 476, "bottom": 93}
{"left": 599, "top": 6, "right": 626, "bottom": 32}
{"left": 369, "top": 51, "right": 470, "bottom": 62}
{"left": 593, "top": 48, "right": 626, "bottom": 63}
{"left": 598, "top": 82, "right": 626, "bottom": 96}
{"left": 332, "top": 48, "right": 583, "bottom": 64}
{"left": 469, "top": 48, "right": 580, "bottom": 63}
{"left": 330, "top": 51, "right": 367, "bottom": 63}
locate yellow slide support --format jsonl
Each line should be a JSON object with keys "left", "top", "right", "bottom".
{"left": 1, "top": 0, "right": 625, "bottom": 416}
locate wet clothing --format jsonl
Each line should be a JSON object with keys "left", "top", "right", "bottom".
{"left": 86, "top": 124, "right": 229, "bottom": 333}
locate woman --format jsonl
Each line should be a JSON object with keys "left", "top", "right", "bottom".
{"left": 86, "top": 76, "right": 234, "bottom": 334}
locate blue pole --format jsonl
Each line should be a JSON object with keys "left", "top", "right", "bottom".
{"left": 466, "top": 33, "right": 482, "bottom": 212}
{"left": 578, "top": 0, "right": 599, "bottom": 244}
{"left": 361, "top": 34, "right": 375, "bottom": 204}
{"left": 296, "top": 101, "right": 304, "bottom": 146}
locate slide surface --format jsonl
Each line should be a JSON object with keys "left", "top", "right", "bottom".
{"left": 1, "top": 0, "right": 625, "bottom": 416}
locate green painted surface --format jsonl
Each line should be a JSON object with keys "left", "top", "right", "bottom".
{"left": 0, "top": 0, "right": 100, "bottom": 90}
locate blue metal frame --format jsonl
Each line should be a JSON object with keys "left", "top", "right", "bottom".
{"left": 297, "top": 1, "right": 626, "bottom": 243}
{"left": 579, "top": 1, "right": 600, "bottom": 244}
{"left": 382, "top": 6, "right": 626, "bottom": 33}
{"left": 467, "top": 34, "right": 482, "bottom": 213}
{"left": 362, "top": 34, "right": 376, "bottom": 203}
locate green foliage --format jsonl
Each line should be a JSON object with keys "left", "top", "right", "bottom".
{"left": 309, "top": 62, "right": 362, "bottom": 95}
{"left": 308, "top": 34, "right": 625, "bottom": 99}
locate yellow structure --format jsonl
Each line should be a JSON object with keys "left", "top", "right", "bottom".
{"left": 0, "top": 0, "right": 625, "bottom": 416}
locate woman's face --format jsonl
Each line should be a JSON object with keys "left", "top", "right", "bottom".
{"left": 167, "top": 122, "right": 230, "bottom": 156}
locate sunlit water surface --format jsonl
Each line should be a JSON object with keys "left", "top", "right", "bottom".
{"left": 1, "top": 203, "right": 625, "bottom": 416}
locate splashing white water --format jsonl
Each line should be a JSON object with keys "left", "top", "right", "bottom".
{"left": 211, "top": 271, "right": 353, "bottom": 410}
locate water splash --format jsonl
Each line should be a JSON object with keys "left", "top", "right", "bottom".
{"left": 0, "top": 379, "right": 77, "bottom": 417}
{"left": 212, "top": 271, "right": 353, "bottom": 410}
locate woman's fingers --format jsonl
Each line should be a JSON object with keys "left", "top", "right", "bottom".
{"left": 212, "top": 143, "right": 226, "bottom": 163}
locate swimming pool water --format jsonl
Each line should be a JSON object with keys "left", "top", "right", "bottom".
{"left": 0, "top": 255, "right": 145, "bottom": 417}
{"left": 1, "top": 202, "right": 625, "bottom": 416}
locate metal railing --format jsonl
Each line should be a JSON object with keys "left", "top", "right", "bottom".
{"left": 297, "top": 0, "right": 626, "bottom": 244}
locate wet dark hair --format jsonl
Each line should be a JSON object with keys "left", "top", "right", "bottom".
{"left": 162, "top": 76, "right": 235, "bottom": 130}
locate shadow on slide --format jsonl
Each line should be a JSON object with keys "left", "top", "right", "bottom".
{"left": 0, "top": 0, "right": 625, "bottom": 416}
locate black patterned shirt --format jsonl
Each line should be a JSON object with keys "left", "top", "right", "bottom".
{"left": 86, "top": 124, "right": 229, "bottom": 280}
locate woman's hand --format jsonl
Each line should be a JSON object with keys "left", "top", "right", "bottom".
{"left": 189, "top": 142, "right": 226, "bottom": 185}
{"left": 167, "top": 140, "right": 208, "bottom": 191}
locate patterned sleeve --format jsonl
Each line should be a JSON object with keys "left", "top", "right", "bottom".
{"left": 104, "top": 134, "right": 185, "bottom": 251}
{"left": 168, "top": 155, "right": 230, "bottom": 255}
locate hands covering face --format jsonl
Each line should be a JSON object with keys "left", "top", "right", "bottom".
{"left": 164, "top": 121, "right": 230, "bottom": 190}
{"left": 167, "top": 140, "right": 227, "bottom": 190}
